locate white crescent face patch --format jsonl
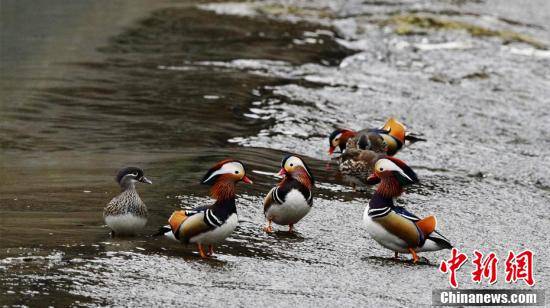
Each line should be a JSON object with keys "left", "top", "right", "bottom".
{"left": 121, "top": 172, "right": 139, "bottom": 183}
{"left": 284, "top": 156, "right": 311, "bottom": 178}
{"left": 374, "top": 159, "right": 411, "bottom": 182}
{"left": 203, "top": 161, "right": 245, "bottom": 183}
{"left": 331, "top": 132, "right": 343, "bottom": 147}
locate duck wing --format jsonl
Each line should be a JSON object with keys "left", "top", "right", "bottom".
{"left": 394, "top": 206, "right": 452, "bottom": 249}
{"left": 165, "top": 209, "right": 214, "bottom": 244}
{"left": 393, "top": 206, "right": 421, "bottom": 221}
{"left": 394, "top": 206, "right": 435, "bottom": 235}
{"left": 263, "top": 187, "right": 280, "bottom": 214}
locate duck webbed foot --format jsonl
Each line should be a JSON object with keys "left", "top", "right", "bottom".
{"left": 408, "top": 247, "right": 419, "bottom": 264}
{"left": 197, "top": 243, "right": 208, "bottom": 258}
{"left": 263, "top": 220, "right": 273, "bottom": 233}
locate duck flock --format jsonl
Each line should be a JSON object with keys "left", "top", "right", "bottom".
{"left": 104, "top": 117, "right": 452, "bottom": 262}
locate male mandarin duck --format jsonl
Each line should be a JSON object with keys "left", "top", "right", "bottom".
{"left": 104, "top": 167, "right": 152, "bottom": 237}
{"left": 158, "top": 159, "right": 252, "bottom": 258}
{"left": 363, "top": 157, "right": 452, "bottom": 263}
{"left": 263, "top": 155, "right": 314, "bottom": 233}
{"left": 328, "top": 117, "right": 426, "bottom": 156}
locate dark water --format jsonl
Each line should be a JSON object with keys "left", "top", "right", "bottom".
{"left": 1, "top": 0, "right": 549, "bottom": 307}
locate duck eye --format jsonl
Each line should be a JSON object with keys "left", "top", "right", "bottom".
{"left": 379, "top": 168, "right": 384, "bottom": 171}
{"left": 235, "top": 171, "right": 239, "bottom": 174}
{"left": 290, "top": 163, "right": 294, "bottom": 167}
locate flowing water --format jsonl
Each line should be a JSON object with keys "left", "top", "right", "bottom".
{"left": 1, "top": 0, "right": 549, "bottom": 307}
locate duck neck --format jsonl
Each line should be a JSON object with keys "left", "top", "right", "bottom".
{"left": 213, "top": 197, "right": 237, "bottom": 215}
{"left": 376, "top": 176, "right": 403, "bottom": 199}
{"left": 120, "top": 180, "right": 136, "bottom": 192}
{"left": 210, "top": 179, "right": 237, "bottom": 214}
{"left": 284, "top": 168, "right": 313, "bottom": 190}
{"left": 369, "top": 191, "right": 394, "bottom": 209}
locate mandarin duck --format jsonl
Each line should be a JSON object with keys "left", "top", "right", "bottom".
{"left": 338, "top": 138, "right": 384, "bottom": 189}
{"left": 363, "top": 157, "right": 452, "bottom": 263}
{"left": 330, "top": 117, "right": 425, "bottom": 189}
{"left": 104, "top": 167, "right": 152, "bottom": 237}
{"left": 158, "top": 159, "right": 252, "bottom": 258}
{"left": 263, "top": 155, "right": 314, "bottom": 233}
{"left": 328, "top": 117, "right": 425, "bottom": 156}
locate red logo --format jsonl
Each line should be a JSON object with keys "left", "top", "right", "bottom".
{"left": 439, "top": 248, "right": 468, "bottom": 288}
{"left": 505, "top": 250, "right": 535, "bottom": 286}
{"left": 471, "top": 250, "right": 498, "bottom": 285}
{"left": 439, "top": 249, "right": 535, "bottom": 288}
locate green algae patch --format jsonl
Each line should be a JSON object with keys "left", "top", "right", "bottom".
{"left": 384, "top": 14, "right": 547, "bottom": 49}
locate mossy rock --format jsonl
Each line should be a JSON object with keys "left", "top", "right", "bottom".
{"left": 384, "top": 14, "right": 546, "bottom": 49}
{"left": 256, "top": 4, "right": 334, "bottom": 19}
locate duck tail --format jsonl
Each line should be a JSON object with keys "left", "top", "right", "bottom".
{"left": 405, "top": 133, "right": 427, "bottom": 144}
{"left": 427, "top": 230, "right": 453, "bottom": 249}
{"left": 152, "top": 225, "right": 172, "bottom": 237}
